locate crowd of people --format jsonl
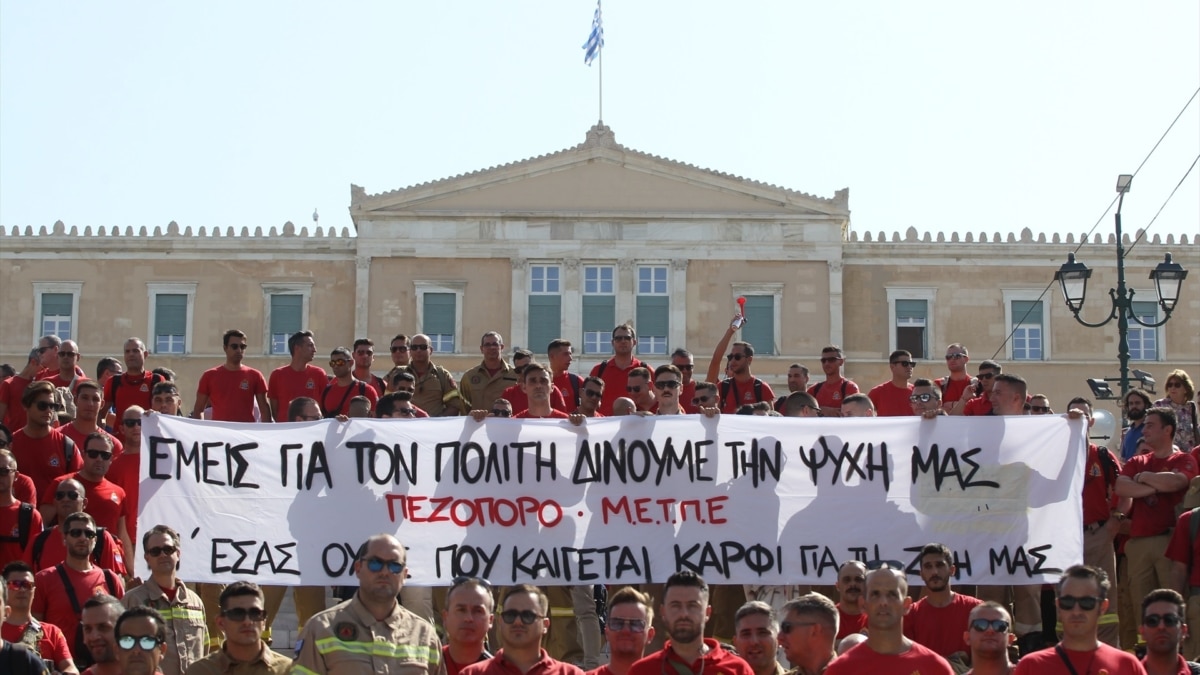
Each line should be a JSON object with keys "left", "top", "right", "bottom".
{"left": 0, "top": 321, "right": 1198, "bottom": 674}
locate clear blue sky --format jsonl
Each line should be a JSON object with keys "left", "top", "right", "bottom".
{"left": 2, "top": 1, "right": 1196, "bottom": 240}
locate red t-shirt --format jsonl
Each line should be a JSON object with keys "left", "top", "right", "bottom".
{"left": 585, "top": 666, "right": 614, "bottom": 675}
{"left": 514, "top": 409, "right": 570, "bottom": 419}
{"left": 501, "top": 383, "right": 569, "bottom": 417}
{"left": 444, "top": 645, "right": 492, "bottom": 675}
{"left": 42, "top": 473, "right": 128, "bottom": 534}
{"left": 1013, "top": 643, "right": 1143, "bottom": 674}
{"left": 937, "top": 376, "right": 972, "bottom": 408}
{"left": 589, "top": 358, "right": 650, "bottom": 416}
{"left": 196, "top": 365, "right": 268, "bottom": 422}
{"left": 0, "top": 619, "right": 73, "bottom": 666}
{"left": 719, "top": 377, "right": 777, "bottom": 414}
{"left": 1165, "top": 511, "right": 1200, "bottom": 586}
{"left": 836, "top": 605, "right": 867, "bottom": 640}
{"left": 32, "top": 564, "right": 125, "bottom": 647}
{"left": 825, "top": 640, "right": 954, "bottom": 675}
{"left": 868, "top": 381, "right": 915, "bottom": 417}
{"left": 1141, "top": 653, "right": 1193, "bottom": 675}
{"left": 679, "top": 381, "right": 699, "bottom": 414}
{"left": 903, "top": 592, "right": 983, "bottom": 657}
{"left": 320, "top": 379, "right": 379, "bottom": 417}
{"left": 626, "top": 640, "right": 754, "bottom": 675}
{"left": 1082, "top": 444, "right": 1119, "bottom": 526}
{"left": 0, "top": 500, "right": 43, "bottom": 567}
{"left": 61, "top": 424, "right": 124, "bottom": 460}
{"left": 104, "top": 371, "right": 161, "bottom": 423}
{"left": 808, "top": 377, "right": 860, "bottom": 411}
{"left": 10, "top": 428, "right": 82, "bottom": 499}
{"left": 108, "top": 452, "right": 140, "bottom": 545}
{"left": 0, "top": 375, "right": 31, "bottom": 431}
{"left": 963, "top": 396, "right": 993, "bottom": 416}
{"left": 268, "top": 364, "right": 328, "bottom": 422}
{"left": 24, "top": 526, "right": 128, "bottom": 576}
{"left": 1121, "top": 451, "right": 1199, "bottom": 537}
{"left": 12, "top": 473, "right": 37, "bottom": 505}
{"left": 553, "top": 372, "right": 585, "bottom": 411}
{"left": 460, "top": 649, "right": 585, "bottom": 675}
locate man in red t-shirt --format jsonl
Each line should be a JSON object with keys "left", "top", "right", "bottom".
{"left": 63, "top": 381, "right": 123, "bottom": 460}
{"left": 2, "top": 561, "right": 76, "bottom": 673}
{"left": 109, "top": 406, "right": 145, "bottom": 559}
{"left": 42, "top": 433, "right": 128, "bottom": 543}
{"left": 714, "top": 342, "right": 774, "bottom": 415}
{"left": 504, "top": 352, "right": 569, "bottom": 415}
{"left": 1116, "top": 406, "right": 1197, "bottom": 633}
{"left": 460, "top": 584, "right": 584, "bottom": 675}
{"left": 777, "top": 593, "right": 837, "bottom": 675}
{"left": 807, "top": 346, "right": 858, "bottom": 418}
{"left": 25, "top": 476, "right": 127, "bottom": 576}
{"left": 903, "top": 543, "right": 982, "bottom": 667}
{"left": 104, "top": 338, "right": 163, "bottom": 424}
{"left": 512, "top": 364, "right": 575, "bottom": 421}
{"left": 590, "top": 324, "right": 651, "bottom": 417}
{"left": 32, "top": 512, "right": 125, "bottom": 661}
{"left": 669, "top": 349, "right": 700, "bottom": 415}
{"left": 834, "top": 560, "right": 868, "bottom": 639}
{"left": 0, "top": 449, "right": 43, "bottom": 568}
{"left": 0, "top": 336, "right": 61, "bottom": 432}
{"left": 11, "top": 381, "right": 82, "bottom": 499}
{"left": 190, "top": 329, "right": 270, "bottom": 423}
{"left": 962, "top": 360, "right": 1002, "bottom": 417}
{"left": 267, "top": 330, "right": 327, "bottom": 422}
{"left": 586, "top": 586, "right": 655, "bottom": 675}
{"left": 321, "top": 347, "right": 378, "bottom": 417}
{"left": 45, "top": 340, "right": 88, "bottom": 390}
{"left": 936, "top": 343, "right": 973, "bottom": 415}
{"left": 549, "top": 339, "right": 585, "bottom": 412}
{"left": 867, "top": 350, "right": 916, "bottom": 417}
{"left": 352, "top": 338, "right": 388, "bottom": 399}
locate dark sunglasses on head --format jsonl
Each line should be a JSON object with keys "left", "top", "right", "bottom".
{"left": 364, "top": 557, "right": 405, "bottom": 574}
{"left": 55, "top": 490, "right": 81, "bottom": 500}
{"left": 34, "top": 400, "right": 64, "bottom": 412}
{"left": 654, "top": 381, "right": 680, "bottom": 390}
{"left": 85, "top": 449, "right": 113, "bottom": 461}
{"left": 1057, "top": 595, "right": 1100, "bottom": 611}
{"left": 146, "top": 545, "right": 178, "bottom": 557}
{"left": 910, "top": 393, "right": 935, "bottom": 403}
{"left": 222, "top": 607, "right": 267, "bottom": 622}
{"left": 865, "top": 559, "right": 905, "bottom": 571}
{"left": 391, "top": 345, "right": 409, "bottom": 353}
{"left": 500, "top": 609, "right": 542, "bottom": 625}
{"left": 67, "top": 528, "right": 98, "bottom": 539}
{"left": 490, "top": 409, "right": 511, "bottom": 417}
{"left": 583, "top": 389, "right": 603, "bottom": 399}
{"left": 118, "top": 635, "right": 165, "bottom": 651}
{"left": 606, "top": 617, "right": 646, "bottom": 633}
{"left": 892, "top": 361, "right": 916, "bottom": 368}
{"left": 969, "top": 618, "right": 1010, "bottom": 632}
{"left": 6, "top": 579, "right": 33, "bottom": 591}
{"left": 1143, "top": 613, "right": 1181, "bottom": 628}
{"left": 123, "top": 419, "right": 142, "bottom": 428}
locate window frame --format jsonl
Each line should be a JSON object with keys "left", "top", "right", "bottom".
{"left": 414, "top": 280, "right": 466, "bottom": 355}
{"left": 730, "top": 282, "right": 783, "bottom": 356}
{"left": 261, "top": 283, "right": 313, "bottom": 356}
{"left": 885, "top": 287, "right": 937, "bottom": 359}
{"left": 32, "top": 282, "right": 83, "bottom": 343}
{"left": 1002, "top": 289, "right": 1051, "bottom": 361}
{"left": 146, "top": 282, "right": 198, "bottom": 355}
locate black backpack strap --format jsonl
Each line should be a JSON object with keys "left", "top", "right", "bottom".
{"left": 93, "top": 527, "right": 108, "bottom": 566}
{"left": 55, "top": 564, "right": 83, "bottom": 615}
{"left": 754, "top": 379, "right": 765, "bottom": 402}
{"left": 30, "top": 529, "right": 54, "bottom": 571}
{"left": 61, "top": 434, "right": 77, "bottom": 466}
{"left": 596, "top": 360, "right": 608, "bottom": 378}
{"left": 720, "top": 378, "right": 734, "bottom": 404}
{"left": 102, "top": 568, "right": 118, "bottom": 594}
{"left": 16, "top": 503, "right": 32, "bottom": 549}
{"left": 323, "top": 381, "right": 361, "bottom": 418}
{"left": 568, "top": 374, "right": 582, "bottom": 408}
{"left": 840, "top": 380, "right": 849, "bottom": 399}
{"left": 811, "top": 381, "right": 824, "bottom": 396}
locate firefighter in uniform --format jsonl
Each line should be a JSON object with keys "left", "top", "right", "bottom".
{"left": 293, "top": 534, "right": 444, "bottom": 675}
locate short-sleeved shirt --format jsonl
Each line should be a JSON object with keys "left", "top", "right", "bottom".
{"left": 196, "top": 365, "right": 268, "bottom": 422}
{"left": 824, "top": 641, "right": 954, "bottom": 675}
{"left": 589, "top": 358, "right": 650, "bottom": 417}
{"left": 0, "top": 375, "right": 32, "bottom": 432}
{"left": 1121, "top": 451, "right": 1198, "bottom": 537}
{"left": 1165, "top": 510, "right": 1200, "bottom": 586}
{"left": 61, "top": 424, "right": 124, "bottom": 460}
{"left": 461, "top": 649, "right": 584, "bottom": 675}
{"left": 962, "top": 396, "right": 993, "bottom": 416}
{"left": 24, "top": 526, "right": 127, "bottom": 576}
{"left": 122, "top": 578, "right": 207, "bottom": 675}
{"left": 268, "top": 364, "right": 327, "bottom": 422}
{"left": 460, "top": 363, "right": 518, "bottom": 412}
{"left": 835, "top": 605, "right": 867, "bottom": 640}
{"left": 107, "top": 451, "right": 140, "bottom": 544}
{"left": 184, "top": 643, "right": 292, "bottom": 675}
{"left": 868, "top": 381, "right": 915, "bottom": 417}
{"left": 42, "top": 473, "right": 128, "bottom": 534}
{"left": 513, "top": 409, "right": 570, "bottom": 419}
{"left": 501, "top": 383, "right": 569, "bottom": 417}
{"left": 1082, "top": 444, "right": 1119, "bottom": 526}
{"left": 626, "top": 640, "right": 754, "bottom": 675}
{"left": 719, "top": 377, "right": 777, "bottom": 414}
{"left": 903, "top": 592, "right": 983, "bottom": 657}
{"left": 1, "top": 618, "right": 73, "bottom": 667}
{"left": 807, "top": 378, "right": 860, "bottom": 411}
{"left": 936, "top": 376, "right": 972, "bottom": 407}
{"left": 443, "top": 645, "right": 491, "bottom": 675}
{"left": 0, "top": 501, "right": 43, "bottom": 567}
{"left": 10, "top": 428, "right": 81, "bottom": 499}
{"left": 1012, "top": 643, "right": 1144, "bottom": 674}
{"left": 320, "top": 379, "right": 379, "bottom": 418}
{"left": 292, "top": 594, "right": 443, "bottom": 675}
{"left": 32, "top": 564, "right": 124, "bottom": 657}
{"left": 104, "top": 371, "right": 163, "bottom": 422}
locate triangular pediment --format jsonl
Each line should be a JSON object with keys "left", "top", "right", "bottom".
{"left": 350, "top": 125, "right": 848, "bottom": 220}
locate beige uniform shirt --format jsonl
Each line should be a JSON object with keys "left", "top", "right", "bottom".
{"left": 291, "top": 594, "right": 445, "bottom": 675}
{"left": 458, "top": 361, "right": 517, "bottom": 412}
{"left": 406, "top": 363, "right": 463, "bottom": 416}
{"left": 185, "top": 643, "right": 291, "bottom": 675}
{"left": 121, "top": 578, "right": 208, "bottom": 675}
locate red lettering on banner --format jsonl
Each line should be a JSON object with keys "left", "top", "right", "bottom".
{"left": 385, "top": 494, "right": 563, "bottom": 528}
{"left": 600, "top": 495, "right": 729, "bottom": 525}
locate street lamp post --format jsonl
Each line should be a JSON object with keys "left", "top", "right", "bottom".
{"left": 1054, "top": 174, "right": 1189, "bottom": 400}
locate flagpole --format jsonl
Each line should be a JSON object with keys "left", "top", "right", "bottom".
{"left": 597, "top": 0, "right": 603, "bottom": 123}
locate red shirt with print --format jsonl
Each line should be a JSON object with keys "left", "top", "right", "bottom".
{"left": 196, "top": 365, "right": 267, "bottom": 422}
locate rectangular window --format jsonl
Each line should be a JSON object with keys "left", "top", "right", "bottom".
{"left": 583, "top": 265, "right": 616, "bottom": 355}
{"left": 636, "top": 266, "right": 669, "bottom": 356}
{"left": 895, "top": 299, "right": 928, "bottom": 359}
{"left": 155, "top": 294, "right": 188, "bottom": 354}
{"left": 40, "top": 292, "right": 73, "bottom": 340}
{"left": 528, "top": 265, "right": 562, "bottom": 355}
{"left": 741, "top": 295, "right": 776, "bottom": 356}
{"left": 423, "top": 292, "right": 457, "bottom": 353}
{"left": 1010, "top": 299, "right": 1044, "bottom": 361}
{"left": 269, "top": 294, "right": 303, "bottom": 355}
{"left": 1127, "top": 300, "right": 1159, "bottom": 361}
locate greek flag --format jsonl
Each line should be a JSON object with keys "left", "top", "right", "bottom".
{"left": 583, "top": 2, "right": 603, "bottom": 66}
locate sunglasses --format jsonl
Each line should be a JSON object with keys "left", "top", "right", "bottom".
{"left": 0, "top": 468, "right": 14, "bottom": 477}
{"left": 227, "top": 344, "right": 248, "bottom": 351}
{"left": 58, "top": 351, "right": 79, "bottom": 358}
{"left": 1143, "top": 613, "right": 1182, "bottom": 628}
{"left": 675, "top": 364, "right": 694, "bottom": 371}
{"left": 1166, "top": 381, "right": 1184, "bottom": 389}
{"left": 500, "top": 609, "right": 543, "bottom": 625}
{"left": 892, "top": 361, "right": 916, "bottom": 368}
{"left": 450, "top": 575, "right": 493, "bottom": 592}
{"left": 490, "top": 410, "right": 511, "bottom": 417}
{"left": 123, "top": 419, "right": 142, "bottom": 428}
{"left": 726, "top": 354, "right": 746, "bottom": 361}
{"left": 391, "top": 345, "right": 409, "bottom": 353}
{"left": 654, "top": 381, "right": 680, "bottom": 390}
{"left": 866, "top": 559, "right": 905, "bottom": 571}
{"left": 146, "top": 545, "right": 178, "bottom": 557}
{"left": 85, "top": 449, "right": 113, "bottom": 461}
{"left": 36, "top": 346, "right": 53, "bottom": 354}
{"left": 1030, "top": 406, "right": 1051, "bottom": 413}
{"left": 364, "top": 557, "right": 405, "bottom": 574}
{"left": 55, "top": 490, "right": 81, "bottom": 500}
{"left": 945, "top": 353, "right": 967, "bottom": 360}
{"left": 67, "top": 528, "right": 98, "bottom": 539}
{"left": 6, "top": 579, "right": 33, "bottom": 591}
{"left": 330, "top": 359, "right": 349, "bottom": 367}
{"left": 626, "top": 386, "right": 643, "bottom": 393}
{"left": 396, "top": 409, "right": 417, "bottom": 417}
{"left": 118, "top": 635, "right": 165, "bottom": 651}
{"left": 34, "top": 400, "right": 64, "bottom": 412}
{"left": 909, "top": 393, "right": 935, "bottom": 403}
{"left": 969, "top": 618, "right": 1010, "bottom": 632}
{"left": 1057, "top": 595, "right": 1100, "bottom": 611}
{"left": 222, "top": 607, "right": 267, "bottom": 622}
{"left": 977, "top": 372, "right": 996, "bottom": 380}
{"left": 692, "top": 397, "right": 712, "bottom": 406}
{"left": 583, "top": 389, "right": 603, "bottom": 399}
{"left": 819, "top": 357, "right": 840, "bottom": 363}
{"left": 779, "top": 620, "right": 817, "bottom": 634}
{"left": 409, "top": 345, "right": 430, "bottom": 351}
{"left": 606, "top": 617, "right": 647, "bottom": 633}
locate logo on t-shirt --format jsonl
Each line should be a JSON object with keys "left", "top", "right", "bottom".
{"left": 239, "top": 379, "right": 250, "bottom": 390}
{"left": 110, "top": 493, "right": 119, "bottom": 503}
{"left": 49, "top": 456, "right": 60, "bottom": 468}
{"left": 139, "top": 384, "right": 149, "bottom": 392}
{"left": 305, "top": 379, "right": 315, "bottom": 390}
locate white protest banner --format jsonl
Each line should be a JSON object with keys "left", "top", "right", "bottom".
{"left": 139, "top": 413, "right": 1086, "bottom": 586}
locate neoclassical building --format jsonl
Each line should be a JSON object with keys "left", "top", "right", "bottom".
{"left": 2, "top": 124, "right": 1196, "bottom": 422}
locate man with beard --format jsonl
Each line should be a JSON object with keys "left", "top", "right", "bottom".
{"left": 320, "top": 347, "right": 378, "bottom": 418}
{"left": 293, "top": 534, "right": 442, "bottom": 674}
{"left": 833, "top": 561, "right": 867, "bottom": 640}
{"left": 962, "top": 602, "right": 1015, "bottom": 675}
{"left": 183, "top": 581, "right": 289, "bottom": 675}
{"left": 588, "top": 587, "right": 655, "bottom": 675}
{"left": 732, "top": 601, "right": 783, "bottom": 675}
{"left": 190, "top": 329, "right": 270, "bottom": 422}
{"left": 80, "top": 594, "right": 124, "bottom": 675}
{"left": 591, "top": 324, "right": 651, "bottom": 417}
{"left": 626, "top": 571, "right": 753, "bottom": 675}
{"left": 1121, "top": 389, "right": 1155, "bottom": 461}
{"left": 774, "top": 364, "right": 810, "bottom": 414}
{"left": 776, "top": 593, "right": 838, "bottom": 675}
{"left": 1137, "top": 589, "right": 1198, "bottom": 674}
{"left": 441, "top": 577, "right": 494, "bottom": 675}
{"left": 807, "top": 346, "right": 857, "bottom": 418}
{"left": 121, "top": 525, "right": 206, "bottom": 675}
{"left": 823, "top": 567, "right": 952, "bottom": 674}
{"left": 460, "top": 584, "right": 582, "bottom": 675}
{"left": 24, "top": 477, "right": 126, "bottom": 575}
{"left": 903, "top": 543, "right": 982, "bottom": 668}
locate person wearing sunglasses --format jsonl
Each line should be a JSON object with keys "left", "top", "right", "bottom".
{"left": 461, "top": 584, "right": 581, "bottom": 675}
{"left": 807, "top": 346, "right": 858, "bottom": 419}
{"left": 1012, "top": 565, "right": 1143, "bottom": 674}
{"left": 908, "top": 379, "right": 946, "bottom": 419}
{"left": 712, "top": 341, "right": 775, "bottom": 416}
{"left": 590, "top": 586, "right": 655, "bottom": 675}
{"left": 25, "top": 477, "right": 126, "bottom": 577}
{"left": 12, "top": 380, "right": 82, "bottom": 500}
{"left": 266, "top": 330, "right": 327, "bottom": 423}
{"left": 934, "top": 344, "right": 973, "bottom": 415}
{"left": 775, "top": 593, "right": 837, "bottom": 675}
{"left": 109, "top": 405, "right": 145, "bottom": 560}
{"left": 0, "top": 569, "right": 53, "bottom": 675}
{"left": 119, "top": 524, "right": 205, "bottom": 675}
{"left": 867, "top": 350, "right": 917, "bottom": 417}
{"left": 961, "top": 602, "right": 1015, "bottom": 675}
{"left": 0, "top": 335, "right": 60, "bottom": 435}
{"left": 295, "top": 534, "right": 442, "bottom": 675}
{"left": 187, "top": 581, "right": 290, "bottom": 675}
{"left": 902, "top": 543, "right": 981, "bottom": 670}
{"left": 1138, "top": 588, "right": 1197, "bottom": 674}
{"left": 352, "top": 338, "right": 388, "bottom": 399}
{"left": 573, "top": 378, "right": 606, "bottom": 418}
{"left": 320, "top": 346, "right": 379, "bottom": 419}
{"left": 40, "top": 433, "right": 127, "bottom": 540}
{"left": 1, "top": 561, "right": 77, "bottom": 674}
{"left": 404, "top": 334, "right": 468, "bottom": 417}
{"left": 114, "top": 605, "right": 168, "bottom": 675}
{"left": 650, "top": 365, "right": 685, "bottom": 416}
{"left": 1154, "top": 369, "right": 1198, "bottom": 452}
{"left": 31, "top": 512, "right": 124, "bottom": 665}
{"left": 189, "top": 329, "right": 270, "bottom": 423}
{"left": 0, "top": 449, "right": 44, "bottom": 568}
{"left": 62, "top": 381, "right": 124, "bottom": 463}
{"left": 962, "top": 361, "right": 1003, "bottom": 417}
{"left": 1028, "top": 394, "right": 1054, "bottom": 416}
